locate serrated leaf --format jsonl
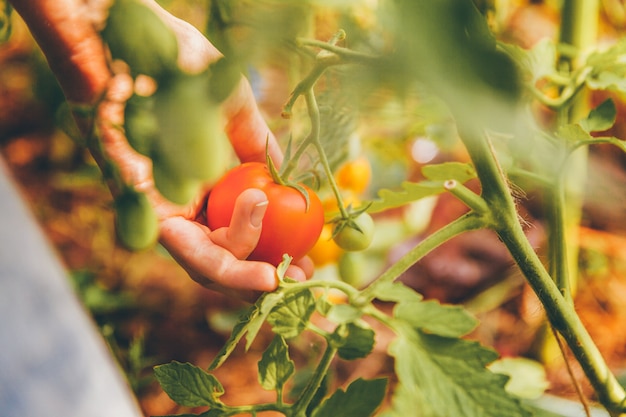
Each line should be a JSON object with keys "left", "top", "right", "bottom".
{"left": 326, "top": 303, "right": 362, "bottom": 324}
{"left": 387, "top": 326, "right": 531, "bottom": 417}
{"left": 246, "top": 291, "right": 286, "bottom": 348}
{"left": 586, "top": 38, "right": 626, "bottom": 93}
{"left": 258, "top": 335, "right": 295, "bottom": 391}
{"left": 333, "top": 322, "right": 376, "bottom": 360}
{"left": 488, "top": 357, "right": 549, "bottom": 400}
{"left": 158, "top": 411, "right": 218, "bottom": 417}
{"left": 558, "top": 123, "right": 592, "bottom": 143}
{"left": 370, "top": 281, "right": 424, "bottom": 304}
{"left": 367, "top": 181, "right": 444, "bottom": 213}
{"left": 394, "top": 299, "right": 478, "bottom": 338}
{"left": 421, "top": 162, "right": 476, "bottom": 182}
{"left": 500, "top": 38, "right": 557, "bottom": 83}
{"left": 587, "top": 70, "right": 626, "bottom": 92}
{"left": 579, "top": 98, "right": 616, "bottom": 133}
{"left": 311, "top": 378, "right": 387, "bottom": 417}
{"left": 267, "top": 289, "right": 316, "bottom": 339}
{"left": 315, "top": 293, "right": 333, "bottom": 316}
{"left": 276, "top": 254, "right": 293, "bottom": 281}
{"left": 209, "top": 304, "right": 259, "bottom": 370}
{"left": 368, "top": 163, "right": 476, "bottom": 213}
{"left": 154, "top": 361, "right": 224, "bottom": 407}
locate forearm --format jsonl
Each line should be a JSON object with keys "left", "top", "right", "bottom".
{"left": 9, "top": 0, "right": 111, "bottom": 104}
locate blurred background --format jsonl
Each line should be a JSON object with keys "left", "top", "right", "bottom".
{"left": 3, "top": 0, "right": 626, "bottom": 415}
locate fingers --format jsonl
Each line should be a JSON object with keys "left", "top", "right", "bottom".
{"left": 10, "top": 0, "right": 111, "bottom": 105}
{"left": 159, "top": 216, "right": 279, "bottom": 293}
{"left": 209, "top": 188, "right": 269, "bottom": 260}
{"left": 223, "top": 77, "right": 284, "bottom": 165}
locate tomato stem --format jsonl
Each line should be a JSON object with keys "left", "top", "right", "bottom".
{"left": 291, "top": 343, "right": 337, "bottom": 417}
{"left": 361, "top": 212, "right": 487, "bottom": 303}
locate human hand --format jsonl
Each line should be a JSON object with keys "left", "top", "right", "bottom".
{"left": 10, "top": 0, "right": 314, "bottom": 300}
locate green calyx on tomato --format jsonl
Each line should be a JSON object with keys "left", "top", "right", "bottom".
{"left": 206, "top": 162, "right": 325, "bottom": 266}
{"left": 332, "top": 210, "right": 375, "bottom": 252}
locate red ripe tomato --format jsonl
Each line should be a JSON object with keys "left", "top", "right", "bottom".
{"left": 206, "top": 162, "right": 324, "bottom": 266}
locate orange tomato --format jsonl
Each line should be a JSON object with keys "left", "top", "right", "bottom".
{"left": 335, "top": 156, "right": 372, "bottom": 194}
{"left": 307, "top": 224, "right": 343, "bottom": 266}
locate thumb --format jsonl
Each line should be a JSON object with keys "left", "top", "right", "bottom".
{"left": 209, "top": 188, "right": 268, "bottom": 259}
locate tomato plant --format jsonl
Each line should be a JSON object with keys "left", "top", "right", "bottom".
{"left": 27, "top": 0, "right": 626, "bottom": 415}
{"left": 206, "top": 162, "right": 324, "bottom": 266}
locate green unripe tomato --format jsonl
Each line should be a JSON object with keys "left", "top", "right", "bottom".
{"left": 152, "top": 160, "right": 202, "bottom": 205}
{"left": 152, "top": 73, "right": 231, "bottom": 183}
{"left": 332, "top": 212, "right": 375, "bottom": 252}
{"left": 114, "top": 188, "right": 159, "bottom": 251}
{"left": 102, "top": 0, "right": 179, "bottom": 79}
{"left": 338, "top": 252, "right": 366, "bottom": 288}
{"left": 124, "top": 94, "right": 159, "bottom": 157}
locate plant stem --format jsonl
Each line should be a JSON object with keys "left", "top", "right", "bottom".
{"left": 553, "top": 0, "right": 599, "bottom": 298}
{"left": 291, "top": 343, "right": 337, "bottom": 417}
{"left": 361, "top": 211, "right": 487, "bottom": 302}
{"left": 458, "top": 127, "right": 626, "bottom": 414}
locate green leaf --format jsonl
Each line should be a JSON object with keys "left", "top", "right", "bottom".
{"left": 315, "top": 293, "right": 333, "bottom": 316}
{"left": 258, "top": 335, "right": 295, "bottom": 391}
{"left": 387, "top": 326, "right": 531, "bottom": 417}
{"left": 367, "top": 180, "right": 444, "bottom": 213}
{"left": 586, "top": 38, "right": 626, "bottom": 93}
{"left": 154, "top": 361, "right": 224, "bottom": 408}
{"left": 276, "top": 255, "right": 293, "bottom": 281}
{"left": 500, "top": 38, "right": 557, "bottom": 84}
{"left": 488, "top": 357, "right": 549, "bottom": 400}
{"left": 311, "top": 378, "right": 387, "bottom": 417}
{"left": 421, "top": 162, "right": 477, "bottom": 182}
{"left": 0, "top": 0, "right": 12, "bottom": 42}
{"left": 579, "top": 98, "right": 616, "bottom": 133}
{"left": 325, "top": 303, "right": 362, "bottom": 324}
{"left": 394, "top": 299, "right": 478, "bottom": 338}
{"left": 370, "top": 281, "right": 424, "bottom": 304}
{"left": 246, "top": 291, "right": 286, "bottom": 349}
{"left": 368, "top": 162, "right": 476, "bottom": 213}
{"left": 157, "top": 411, "right": 218, "bottom": 417}
{"left": 267, "top": 289, "right": 316, "bottom": 339}
{"left": 558, "top": 123, "right": 592, "bottom": 143}
{"left": 333, "top": 322, "right": 376, "bottom": 360}
{"left": 209, "top": 298, "right": 268, "bottom": 370}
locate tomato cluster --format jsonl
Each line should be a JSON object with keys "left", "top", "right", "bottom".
{"left": 206, "top": 162, "right": 325, "bottom": 266}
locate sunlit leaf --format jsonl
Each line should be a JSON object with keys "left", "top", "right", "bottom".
{"left": 370, "top": 281, "right": 424, "bottom": 303}
{"left": 333, "top": 322, "right": 376, "bottom": 360}
{"left": 267, "top": 289, "right": 316, "bottom": 339}
{"left": 488, "top": 357, "right": 549, "bottom": 400}
{"left": 394, "top": 299, "right": 478, "bottom": 338}
{"left": 311, "top": 378, "right": 387, "bottom": 417}
{"left": 258, "top": 336, "right": 295, "bottom": 391}
{"left": 368, "top": 162, "right": 476, "bottom": 213}
{"left": 326, "top": 303, "right": 361, "bottom": 324}
{"left": 500, "top": 38, "right": 558, "bottom": 83}
{"left": 209, "top": 303, "right": 260, "bottom": 370}
{"left": 387, "top": 326, "right": 531, "bottom": 417}
{"left": 586, "top": 38, "right": 626, "bottom": 93}
{"left": 154, "top": 361, "right": 224, "bottom": 407}
{"left": 367, "top": 180, "right": 444, "bottom": 213}
{"left": 247, "top": 291, "right": 286, "bottom": 348}
{"left": 421, "top": 162, "right": 477, "bottom": 182}
{"left": 579, "top": 98, "right": 616, "bottom": 133}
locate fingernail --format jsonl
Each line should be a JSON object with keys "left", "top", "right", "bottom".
{"left": 250, "top": 200, "right": 269, "bottom": 227}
